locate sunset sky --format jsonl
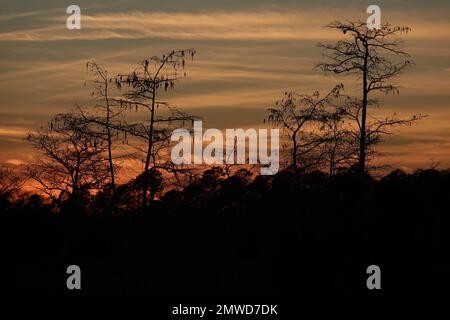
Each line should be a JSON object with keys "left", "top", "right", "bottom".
{"left": 1, "top": 0, "right": 450, "bottom": 172}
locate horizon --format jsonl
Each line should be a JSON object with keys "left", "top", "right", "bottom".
{"left": 1, "top": 0, "right": 450, "bottom": 176}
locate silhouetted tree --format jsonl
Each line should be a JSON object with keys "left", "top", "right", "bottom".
{"left": 223, "top": 137, "right": 260, "bottom": 178}
{"left": 27, "top": 115, "right": 110, "bottom": 199}
{"left": 201, "top": 166, "right": 226, "bottom": 190}
{"left": 74, "top": 61, "right": 127, "bottom": 195}
{"left": 317, "top": 21, "right": 424, "bottom": 174}
{"left": 317, "top": 102, "right": 359, "bottom": 176}
{"left": 0, "top": 164, "right": 27, "bottom": 196}
{"left": 114, "top": 168, "right": 164, "bottom": 211}
{"left": 114, "top": 49, "right": 197, "bottom": 208}
{"left": 267, "top": 84, "right": 343, "bottom": 182}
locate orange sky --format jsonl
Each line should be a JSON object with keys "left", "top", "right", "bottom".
{"left": 1, "top": 0, "right": 450, "bottom": 173}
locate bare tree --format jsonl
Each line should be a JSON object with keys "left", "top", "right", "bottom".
{"left": 114, "top": 49, "right": 197, "bottom": 208}
{"left": 83, "top": 62, "right": 124, "bottom": 194}
{"left": 267, "top": 84, "right": 343, "bottom": 182}
{"left": 27, "top": 116, "right": 110, "bottom": 199}
{"left": 316, "top": 104, "right": 359, "bottom": 176}
{"left": 0, "top": 165, "right": 27, "bottom": 196}
{"left": 55, "top": 62, "right": 126, "bottom": 197}
{"left": 339, "top": 94, "right": 423, "bottom": 173}
{"left": 158, "top": 161, "right": 201, "bottom": 190}
{"left": 317, "top": 21, "right": 424, "bottom": 174}
{"left": 223, "top": 137, "right": 260, "bottom": 178}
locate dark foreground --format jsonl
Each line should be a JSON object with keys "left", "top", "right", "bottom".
{"left": 1, "top": 168, "right": 450, "bottom": 300}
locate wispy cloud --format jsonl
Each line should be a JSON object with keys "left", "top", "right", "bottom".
{"left": 0, "top": 10, "right": 46, "bottom": 22}
{"left": 1, "top": 9, "right": 449, "bottom": 42}
{"left": 0, "top": 127, "right": 29, "bottom": 137}
{"left": 0, "top": 10, "right": 327, "bottom": 41}
{"left": 5, "top": 158, "right": 25, "bottom": 166}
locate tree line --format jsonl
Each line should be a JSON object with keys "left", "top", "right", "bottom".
{"left": 1, "top": 20, "right": 425, "bottom": 210}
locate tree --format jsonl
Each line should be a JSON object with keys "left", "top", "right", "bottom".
{"left": 317, "top": 21, "right": 424, "bottom": 174}
{"left": 27, "top": 115, "right": 110, "bottom": 199}
{"left": 85, "top": 62, "right": 124, "bottom": 193}
{"left": 114, "top": 49, "right": 197, "bottom": 208}
{"left": 223, "top": 137, "right": 260, "bottom": 179}
{"left": 267, "top": 85, "right": 344, "bottom": 182}
{"left": 113, "top": 168, "right": 164, "bottom": 211}
{"left": 57, "top": 62, "right": 126, "bottom": 196}
{"left": 0, "top": 165, "right": 27, "bottom": 197}
{"left": 316, "top": 103, "right": 359, "bottom": 176}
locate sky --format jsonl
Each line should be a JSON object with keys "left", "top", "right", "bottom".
{"left": 1, "top": 0, "right": 450, "bottom": 172}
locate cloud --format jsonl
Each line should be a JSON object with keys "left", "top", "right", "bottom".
{"left": 0, "top": 9, "right": 438, "bottom": 42}
{"left": 1, "top": 8, "right": 449, "bottom": 42}
{"left": 0, "top": 127, "right": 29, "bottom": 137}
{"left": 5, "top": 159, "right": 25, "bottom": 166}
{"left": 0, "top": 10, "right": 326, "bottom": 41}
{"left": 1, "top": 4, "right": 450, "bottom": 171}
{"left": 0, "top": 10, "right": 45, "bottom": 22}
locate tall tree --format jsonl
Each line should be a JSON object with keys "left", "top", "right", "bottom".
{"left": 316, "top": 21, "right": 423, "bottom": 174}
{"left": 84, "top": 62, "right": 122, "bottom": 194}
{"left": 60, "top": 62, "right": 126, "bottom": 196}
{"left": 114, "top": 49, "right": 197, "bottom": 208}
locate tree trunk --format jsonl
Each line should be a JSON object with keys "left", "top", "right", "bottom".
{"left": 358, "top": 41, "right": 369, "bottom": 175}
{"left": 141, "top": 87, "right": 156, "bottom": 209}
{"left": 292, "top": 133, "right": 300, "bottom": 184}
{"left": 105, "top": 84, "right": 116, "bottom": 195}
